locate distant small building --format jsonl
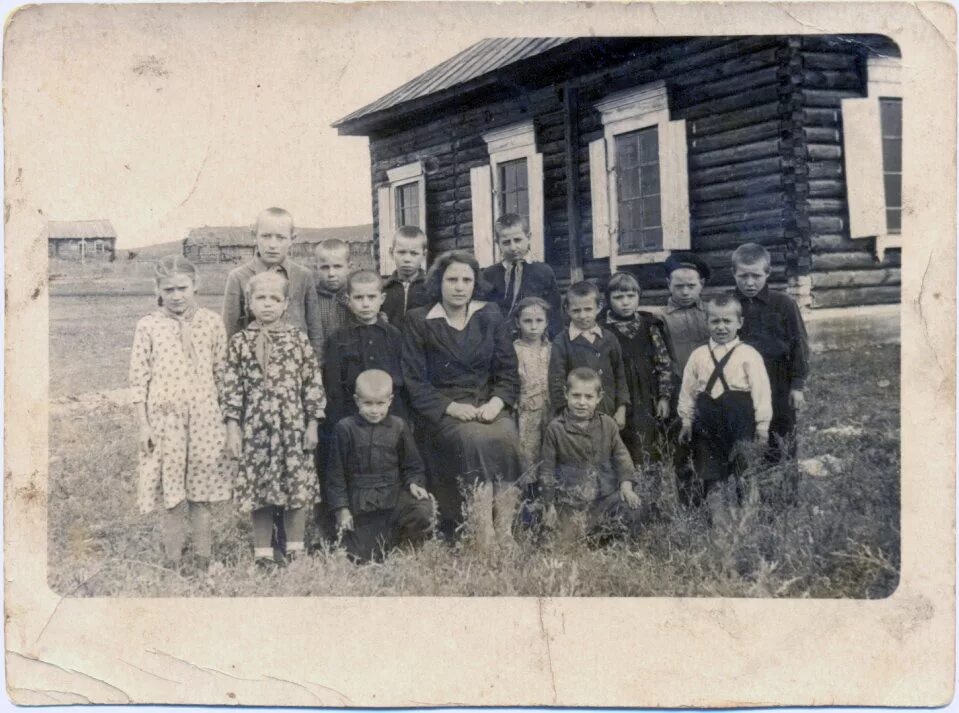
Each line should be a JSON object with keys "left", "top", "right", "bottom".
{"left": 182, "top": 224, "right": 375, "bottom": 268}
{"left": 47, "top": 220, "right": 117, "bottom": 261}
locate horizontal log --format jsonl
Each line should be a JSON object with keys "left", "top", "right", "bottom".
{"left": 808, "top": 161, "right": 843, "bottom": 179}
{"left": 675, "top": 66, "right": 780, "bottom": 107}
{"left": 808, "top": 180, "right": 844, "bottom": 197}
{"left": 690, "top": 120, "right": 780, "bottom": 154}
{"left": 660, "top": 36, "right": 781, "bottom": 80}
{"left": 811, "top": 285, "right": 901, "bottom": 309}
{"left": 802, "top": 88, "right": 862, "bottom": 107}
{"left": 690, "top": 138, "right": 782, "bottom": 169}
{"left": 802, "top": 51, "right": 859, "bottom": 71}
{"left": 691, "top": 192, "right": 784, "bottom": 218}
{"left": 806, "top": 198, "right": 846, "bottom": 214}
{"left": 694, "top": 207, "right": 785, "bottom": 233}
{"left": 811, "top": 233, "right": 861, "bottom": 252}
{"left": 804, "top": 127, "right": 841, "bottom": 143}
{"left": 680, "top": 84, "right": 781, "bottom": 122}
{"left": 807, "top": 144, "right": 842, "bottom": 160}
{"left": 690, "top": 101, "right": 781, "bottom": 136}
{"left": 690, "top": 156, "right": 782, "bottom": 187}
{"left": 811, "top": 268, "right": 901, "bottom": 289}
{"left": 672, "top": 46, "right": 781, "bottom": 92}
{"left": 802, "top": 108, "right": 841, "bottom": 127}
{"left": 694, "top": 226, "right": 788, "bottom": 251}
{"left": 810, "top": 216, "right": 844, "bottom": 233}
{"left": 802, "top": 69, "right": 862, "bottom": 90}
{"left": 691, "top": 174, "right": 784, "bottom": 203}
{"left": 811, "top": 251, "right": 882, "bottom": 271}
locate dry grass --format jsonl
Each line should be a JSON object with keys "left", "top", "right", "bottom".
{"left": 48, "top": 289, "right": 900, "bottom": 598}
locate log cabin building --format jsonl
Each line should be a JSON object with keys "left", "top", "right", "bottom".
{"left": 47, "top": 220, "right": 117, "bottom": 261}
{"left": 333, "top": 36, "right": 902, "bottom": 309}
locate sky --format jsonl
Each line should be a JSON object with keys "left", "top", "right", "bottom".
{"left": 5, "top": 4, "right": 473, "bottom": 248}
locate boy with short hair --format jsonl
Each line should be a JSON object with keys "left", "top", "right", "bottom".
{"left": 548, "top": 281, "right": 629, "bottom": 427}
{"left": 731, "top": 243, "right": 809, "bottom": 471}
{"left": 482, "top": 213, "right": 563, "bottom": 337}
{"left": 678, "top": 295, "right": 772, "bottom": 507}
{"left": 661, "top": 252, "right": 712, "bottom": 386}
{"left": 381, "top": 226, "right": 430, "bottom": 328}
{"left": 323, "top": 269, "right": 407, "bottom": 425}
{"left": 539, "top": 367, "right": 643, "bottom": 540}
{"left": 326, "top": 369, "right": 434, "bottom": 562}
{"left": 314, "top": 238, "right": 353, "bottom": 351}
{"left": 223, "top": 207, "right": 324, "bottom": 360}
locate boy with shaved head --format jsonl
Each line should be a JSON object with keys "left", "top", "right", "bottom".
{"left": 326, "top": 370, "right": 434, "bottom": 562}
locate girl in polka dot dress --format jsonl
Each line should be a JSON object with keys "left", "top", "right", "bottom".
{"left": 129, "top": 255, "right": 233, "bottom": 573}
{"left": 222, "top": 271, "right": 326, "bottom": 569}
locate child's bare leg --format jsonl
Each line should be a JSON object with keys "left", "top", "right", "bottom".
{"left": 189, "top": 502, "right": 213, "bottom": 559}
{"left": 283, "top": 507, "right": 308, "bottom": 556}
{"left": 251, "top": 507, "right": 274, "bottom": 560}
{"left": 162, "top": 501, "right": 188, "bottom": 562}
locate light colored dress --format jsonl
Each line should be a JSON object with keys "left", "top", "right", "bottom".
{"left": 514, "top": 339, "right": 551, "bottom": 479}
{"left": 221, "top": 323, "right": 326, "bottom": 513}
{"left": 129, "top": 307, "right": 233, "bottom": 514}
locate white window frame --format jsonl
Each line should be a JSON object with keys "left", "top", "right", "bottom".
{"left": 376, "top": 160, "right": 426, "bottom": 275}
{"left": 469, "top": 120, "right": 544, "bottom": 267}
{"left": 841, "top": 56, "right": 902, "bottom": 261}
{"left": 589, "top": 81, "right": 690, "bottom": 269}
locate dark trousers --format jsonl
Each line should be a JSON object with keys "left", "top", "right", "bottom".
{"left": 552, "top": 492, "right": 646, "bottom": 543}
{"left": 685, "top": 391, "right": 755, "bottom": 507}
{"left": 342, "top": 490, "right": 434, "bottom": 562}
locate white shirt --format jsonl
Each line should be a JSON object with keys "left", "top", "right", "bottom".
{"left": 568, "top": 324, "right": 604, "bottom": 344}
{"left": 677, "top": 337, "right": 772, "bottom": 432}
{"left": 425, "top": 300, "right": 488, "bottom": 329}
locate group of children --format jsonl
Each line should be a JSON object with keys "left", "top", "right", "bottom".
{"left": 130, "top": 206, "right": 809, "bottom": 573}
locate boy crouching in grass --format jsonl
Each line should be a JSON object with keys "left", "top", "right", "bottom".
{"left": 326, "top": 369, "right": 434, "bottom": 562}
{"left": 539, "top": 367, "right": 644, "bottom": 543}
{"left": 677, "top": 295, "right": 772, "bottom": 512}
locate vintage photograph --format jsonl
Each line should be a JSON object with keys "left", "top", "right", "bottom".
{"left": 43, "top": 30, "right": 905, "bottom": 599}
{"left": 6, "top": 2, "right": 954, "bottom": 707}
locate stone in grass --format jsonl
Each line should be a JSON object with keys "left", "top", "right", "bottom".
{"left": 820, "top": 425, "right": 866, "bottom": 437}
{"left": 800, "top": 455, "right": 844, "bottom": 478}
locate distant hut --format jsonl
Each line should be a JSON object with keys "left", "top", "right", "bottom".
{"left": 47, "top": 220, "right": 117, "bottom": 262}
{"left": 182, "top": 224, "right": 375, "bottom": 268}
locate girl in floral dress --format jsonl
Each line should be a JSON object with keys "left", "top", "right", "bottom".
{"left": 129, "top": 255, "right": 232, "bottom": 573}
{"left": 512, "top": 297, "right": 552, "bottom": 478}
{"left": 222, "top": 271, "right": 326, "bottom": 569}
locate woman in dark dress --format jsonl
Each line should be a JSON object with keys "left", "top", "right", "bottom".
{"left": 402, "top": 251, "right": 522, "bottom": 543}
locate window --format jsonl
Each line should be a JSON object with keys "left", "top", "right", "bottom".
{"left": 498, "top": 158, "right": 530, "bottom": 219}
{"left": 588, "top": 81, "right": 690, "bottom": 267}
{"left": 469, "top": 120, "right": 544, "bottom": 267}
{"left": 395, "top": 182, "right": 420, "bottom": 229}
{"left": 376, "top": 160, "right": 426, "bottom": 275}
{"left": 879, "top": 98, "right": 902, "bottom": 234}
{"left": 841, "top": 56, "right": 902, "bottom": 260}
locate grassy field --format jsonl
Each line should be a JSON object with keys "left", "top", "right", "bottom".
{"left": 48, "top": 292, "right": 900, "bottom": 598}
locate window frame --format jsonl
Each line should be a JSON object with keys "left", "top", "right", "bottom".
{"left": 841, "top": 55, "right": 902, "bottom": 261}
{"left": 376, "top": 160, "right": 426, "bottom": 275}
{"left": 589, "top": 81, "right": 690, "bottom": 268}
{"left": 472, "top": 120, "right": 545, "bottom": 266}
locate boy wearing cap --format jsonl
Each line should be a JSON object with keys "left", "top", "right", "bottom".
{"left": 660, "top": 252, "right": 712, "bottom": 505}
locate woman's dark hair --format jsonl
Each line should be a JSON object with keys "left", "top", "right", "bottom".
{"left": 422, "top": 249, "right": 492, "bottom": 304}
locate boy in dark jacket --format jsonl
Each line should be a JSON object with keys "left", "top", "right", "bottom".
{"left": 323, "top": 270, "right": 408, "bottom": 425}
{"left": 381, "top": 226, "right": 429, "bottom": 328}
{"left": 327, "top": 370, "right": 434, "bottom": 562}
{"left": 481, "top": 213, "right": 563, "bottom": 337}
{"left": 540, "top": 368, "right": 644, "bottom": 541}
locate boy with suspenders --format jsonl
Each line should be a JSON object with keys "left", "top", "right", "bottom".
{"left": 677, "top": 295, "right": 772, "bottom": 509}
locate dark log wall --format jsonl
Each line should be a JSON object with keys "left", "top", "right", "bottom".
{"left": 576, "top": 36, "right": 793, "bottom": 290}
{"left": 364, "top": 35, "right": 901, "bottom": 308}
{"left": 797, "top": 36, "right": 901, "bottom": 308}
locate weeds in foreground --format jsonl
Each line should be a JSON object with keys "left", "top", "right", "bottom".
{"left": 47, "top": 346, "right": 900, "bottom": 598}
